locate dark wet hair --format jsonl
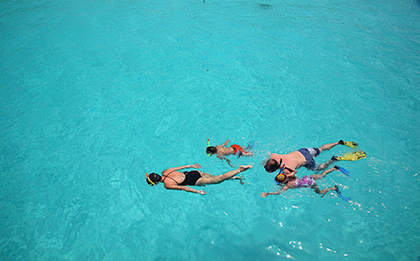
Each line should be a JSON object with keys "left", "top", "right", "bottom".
{"left": 206, "top": 146, "right": 217, "bottom": 155}
{"left": 264, "top": 159, "right": 279, "bottom": 173}
{"left": 146, "top": 173, "right": 162, "bottom": 186}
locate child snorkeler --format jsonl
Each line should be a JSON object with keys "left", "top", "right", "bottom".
{"left": 206, "top": 139, "right": 254, "bottom": 167}
{"left": 260, "top": 165, "right": 345, "bottom": 200}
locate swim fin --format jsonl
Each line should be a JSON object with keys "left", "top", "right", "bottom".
{"left": 339, "top": 140, "right": 358, "bottom": 149}
{"left": 336, "top": 187, "right": 351, "bottom": 203}
{"left": 245, "top": 141, "right": 255, "bottom": 150}
{"left": 235, "top": 150, "right": 243, "bottom": 158}
{"left": 334, "top": 165, "right": 350, "bottom": 177}
{"left": 334, "top": 151, "right": 366, "bottom": 161}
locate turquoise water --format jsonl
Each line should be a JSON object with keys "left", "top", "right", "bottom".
{"left": 1, "top": 0, "right": 420, "bottom": 260}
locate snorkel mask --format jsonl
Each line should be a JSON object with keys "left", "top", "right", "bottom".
{"left": 145, "top": 173, "right": 156, "bottom": 186}
{"left": 274, "top": 172, "right": 285, "bottom": 184}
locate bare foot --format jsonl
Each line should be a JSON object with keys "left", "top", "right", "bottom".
{"left": 230, "top": 175, "right": 245, "bottom": 184}
{"left": 239, "top": 165, "right": 253, "bottom": 171}
{"left": 238, "top": 175, "right": 245, "bottom": 185}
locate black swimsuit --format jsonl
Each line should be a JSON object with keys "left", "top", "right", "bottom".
{"left": 180, "top": 171, "right": 202, "bottom": 186}
{"left": 163, "top": 171, "right": 202, "bottom": 186}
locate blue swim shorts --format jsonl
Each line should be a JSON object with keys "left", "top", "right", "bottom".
{"left": 298, "top": 148, "right": 320, "bottom": 170}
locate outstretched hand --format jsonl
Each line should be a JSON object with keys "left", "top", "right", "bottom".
{"left": 198, "top": 190, "right": 206, "bottom": 195}
{"left": 260, "top": 192, "right": 268, "bottom": 198}
{"left": 191, "top": 163, "right": 201, "bottom": 169}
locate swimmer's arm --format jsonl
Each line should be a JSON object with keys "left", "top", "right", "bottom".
{"left": 215, "top": 145, "right": 223, "bottom": 153}
{"left": 215, "top": 139, "right": 229, "bottom": 149}
{"left": 165, "top": 184, "right": 206, "bottom": 195}
{"left": 217, "top": 155, "right": 233, "bottom": 167}
{"left": 222, "top": 139, "right": 230, "bottom": 146}
{"left": 163, "top": 164, "right": 201, "bottom": 174}
{"left": 260, "top": 185, "right": 291, "bottom": 198}
{"left": 283, "top": 166, "right": 297, "bottom": 177}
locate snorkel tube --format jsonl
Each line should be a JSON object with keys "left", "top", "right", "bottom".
{"left": 145, "top": 173, "right": 156, "bottom": 186}
{"left": 207, "top": 138, "right": 211, "bottom": 156}
{"left": 278, "top": 163, "right": 285, "bottom": 174}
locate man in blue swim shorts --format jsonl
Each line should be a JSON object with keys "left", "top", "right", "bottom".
{"left": 297, "top": 147, "right": 321, "bottom": 171}
{"left": 264, "top": 140, "right": 353, "bottom": 175}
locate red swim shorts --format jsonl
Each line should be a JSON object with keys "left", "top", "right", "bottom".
{"left": 231, "top": 144, "right": 244, "bottom": 154}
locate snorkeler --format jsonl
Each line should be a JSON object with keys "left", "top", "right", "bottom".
{"left": 264, "top": 140, "right": 365, "bottom": 175}
{"left": 146, "top": 163, "right": 253, "bottom": 195}
{"left": 260, "top": 166, "right": 343, "bottom": 199}
{"left": 206, "top": 139, "right": 254, "bottom": 167}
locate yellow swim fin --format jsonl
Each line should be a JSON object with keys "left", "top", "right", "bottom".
{"left": 335, "top": 151, "right": 366, "bottom": 161}
{"left": 339, "top": 140, "right": 358, "bottom": 149}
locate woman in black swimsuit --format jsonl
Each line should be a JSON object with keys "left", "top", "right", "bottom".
{"left": 146, "top": 163, "right": 252, "bottom": 195}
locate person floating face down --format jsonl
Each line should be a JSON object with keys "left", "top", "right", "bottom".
{"left": 146, "top": 163, "right": 253, "bottom": 195}
{"left": 206, "top": 139, "right": 254, "bottom": 167}
{"left": 263, "top": 140, "right": 364, "bottom": 175}
{"left": 261, "top": 159, "right": 342, "bottom": 199}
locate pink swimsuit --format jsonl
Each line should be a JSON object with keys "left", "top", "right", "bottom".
{"left": 295, "top": 176, "right": 314, "bottom": 188}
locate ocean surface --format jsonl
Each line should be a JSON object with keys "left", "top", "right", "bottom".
{"left": 1, "top": 0, "right": 419, "bottom": 260}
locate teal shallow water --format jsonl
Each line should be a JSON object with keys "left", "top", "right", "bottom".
{"left": 1, "top": 0, "right": 420, "bottom": 260}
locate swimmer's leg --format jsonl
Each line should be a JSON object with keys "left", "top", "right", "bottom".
{"left": 316, "top": 158, "right": 337, "bottom": 171}
{"left": 318, "top": 141, "right": 342, "bottom": 153}
{"left": 196, "top": 165, "right": 252, "bottom": 186}
{"left": 311, "top": 167, "right": 337, "bottom": 180}
{"left": 198, "top": 171, "right": 212, "bottom": 178}
{"left": 319, "top": 185, "right": 338, "bottom": 197}
{"left": 200, "top": 171, "right": 243, "bottom": 182}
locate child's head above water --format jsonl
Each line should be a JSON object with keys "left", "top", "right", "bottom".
{"left": 206, "top": 146, "right": 217, "bottom": 155}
